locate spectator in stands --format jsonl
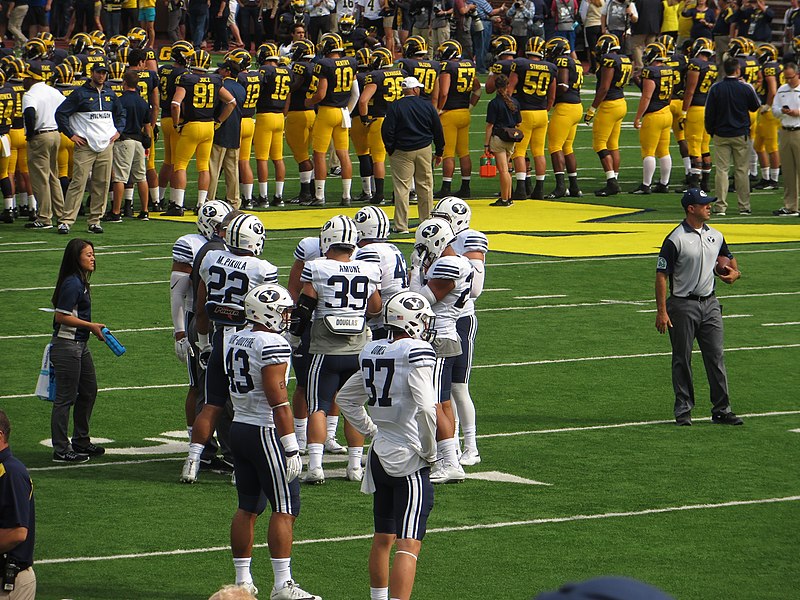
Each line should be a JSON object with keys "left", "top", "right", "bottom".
{"left": 507, "top": 0, "right": 536, "bottom": 57}
{"left": 122, "top": 0, "right": 139, "bottom": 32}
{"left": 661, "top": 0, "right": 680, "bottom": 38}
{"left": 104, "top": 0, "right": 123, "bottom": 35}
{"left": 28, "top": 0, "right": 50, "bottom": 36}
{"left": 210, "top": 0, "right": 229, "bottom": 50}
{"left": 7, "top": 0, "right": 29, "bottom": 51}
{"left": 682, "top": 0, "right": 715, "bottom": 39}
{"left": 551, "top": 0, "right": 579, "bottom": 51}
{"left": 602, "top": 0, "right": 637, "bottom": 44}
{"left": 738, "top": 0, "right": 773, "bottom": 42}
{"left": 531, "top": 0, "right": 547, "bottom": 37}
{"left": 187, "top": 0, "right": 209, "bottom": 47}
{"left": 453, "top": 0, "right": 477, "bottom": 59}
{"left": 712, "top": 0, "right": 737, "bottom": 71}
{"left": 675, "top": 0, "right": 694, "bottom": 47}
{"left": 165, "top": 0, "right": 185, "bottom": 43}
{"left": 583, "top": 0, "right": 605, "bottom": 71}
{"left": 51, "top": 0, "right": 71, "bottom": 38}
{"left": 472, "top": 0, "right": 507, "bottom": 74}
{"left": 629, "top": 0, "right": 662, "bottom": 73}
{"left": 306, "top": 0, "right": 334, "bottom": 44}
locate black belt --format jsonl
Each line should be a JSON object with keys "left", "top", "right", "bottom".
{"left": 783, "top": 126, "right": 800, "bottom": 131}
{"left": 676, "top": 292, "right": 715, "bottom": 301}
{"left": 35, "top": 128, "right": 57, "bottom": 134}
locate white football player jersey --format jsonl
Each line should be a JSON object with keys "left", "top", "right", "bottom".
{"left": 354, "top": 242, "right": 408, "bottom": 328}
{"left": 172, "top": 233, "right": 208, "bottom": 313}
{"left": 358, "top": 0, "right": 382, "bottom": 20}
{"left": 293, "top": 236, "right": 322, "bottom": 263}
{"left": 301, "top": 258, "right": 381, "bottom": 320}
{"left": 359, "top": 338, "right": 437, "bottom": 476}
{"left": 226, "top": 328, "right": 292, "bottom": 428}
{"left": 337, "top": 0, "right": 357, "bottom": 19}
{"left": 199, "top": 249, "right": 279, "bottom": 308}
{"left": 413, "top": 255, "right": 472, "bottom": 341}
{"left": 452, "top": 228, "right": 488, "bottom": 317}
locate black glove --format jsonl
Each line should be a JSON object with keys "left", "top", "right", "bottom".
{"left": 142, "top": 134, "right": 152, "bottom": 149}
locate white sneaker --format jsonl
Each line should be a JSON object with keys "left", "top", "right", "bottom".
{"left": 231, "top": 472, "right": 236, "bottom": 486}
{"left": 459, "top": 447, "right": 481, "bottom": 466}
{"left": 180, "top": 457, "right": 199, "bottom": 483}
{"left": 270, "top": 579, "right": 321, "bottom": 600}
{"left": 346, "top": 464, "right": 363, "bottom": 482}
{"left": 238, "top": 581, "right": 258, "bottom": 595}
{"left": 301, "top": 467, "right": 325, "bottom": 485}
{"left": 430, "top": 461, "right": 466, "bottom": 484}
{"left": 323, "top": 437, "right": 347, "bottom": 454}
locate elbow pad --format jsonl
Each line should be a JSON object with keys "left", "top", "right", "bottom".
{"left": 469, "top": 259, "right": 485, "bottom": 299}
{"left": 170, "top": 271, "right": 191, "bottom": 333}
{"left": 289, "top": 293, "right": 317, "bottom": 336}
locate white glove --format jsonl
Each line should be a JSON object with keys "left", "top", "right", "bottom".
{"left": 197, "top": 333, "right": 211, "bottom": 370}
{"left": 285, "top": 332, "right": 302, "bottom": 349}
{"left": 174, "top": 337, "right": 190, "bottom": 363}
{"left": 410, "top": 247, "right": 425, "bottom": 271}
{"left": 284, "top": 453, "right": 302, "bottom": 482}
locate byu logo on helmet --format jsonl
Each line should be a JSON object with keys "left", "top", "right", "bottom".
{"left": 402, "top": 296, "right": 425, "bottom": 311}
{"left": 252, "top": 221, "right": 265, "bottom": 235}
{"left": 421, "top": 224, "right": 440, "bottom": 238}
{"left": 452, "top": 203, "right": 468, "bottom": 215}
{"left": 354, "top": 211, "right": 368, "bottom": 223}
{"left": 258, "top": 288, "right": 281, "bottom": 303}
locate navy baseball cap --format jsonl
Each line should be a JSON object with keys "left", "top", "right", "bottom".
{"left": 681, "top": 188, "right": 716, "bottom": 209}
{"left": 535, "top": 576, "right": 675, "bottom": 600}
{"left": 91, "top": 61, "right": 109, "bottom": 73}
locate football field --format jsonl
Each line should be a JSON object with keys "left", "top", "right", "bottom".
{"left": 1, "top": 87, "right": 799, "bottom": 599}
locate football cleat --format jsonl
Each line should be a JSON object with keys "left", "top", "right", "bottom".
{"left": 270, "top": 579, "right": 321, "bottom": 600}
{"left": 238, "top": 582, "right": 258, "bottom": 596}
{"left": 300, "top": 467, "right": 325, "bottom": 485}
{"left": 346, "top": 464, "right": 364, "bottom": 482}
{"left": 324, "top": 437, "right": 347, "bottom": 454}
{"left": 162, "top": 202, "right": 185, "bottom": 216}
{"left": 430, "top": 461, "right": 466, "bottom": 484}
{"left": 180, "top": 457, "right": 199, "bottom": 483}
{"left": 459, "top": 448, "right": 481, "bottom": 466}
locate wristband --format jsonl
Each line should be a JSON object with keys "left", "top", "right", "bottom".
{"left": 280, "top": 433, "right": 300, "bottom": 455}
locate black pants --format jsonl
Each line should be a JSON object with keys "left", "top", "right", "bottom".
{"left": 50, "top": 338, "right": 98, "bottom": 454}
{"left": 211, "top": 10, "right": 230, "bottom": 50}
{"left": 74, "top": 0, "right": 95, "bottom": 33}
{"left": 238, "top": 5, "right": 262, "bottom": 51}
{"left": 309, "top": 14, "right": 331, "bottom": 44}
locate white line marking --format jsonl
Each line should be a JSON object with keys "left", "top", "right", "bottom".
{"left": 513, "top": 294, "right": 568, "bottom": 300}
{"left": 96, "top": 251, "right": 142, "bottom": 256}
{"left": 483, "top": 288, "right": 511, "bottom": 292}
{"left": 763, "top": 321, "right": 800, "bottom": 327}
{"left": 721, "top": 314, "right": 752, "bottom": 319}
{"left": 0, "top": 326, "right": 172, "bottom": 340}
{"left": 35, "top": 494, "right": 800, "bottom": 564}
{"left": 790, "top": 429, "right": 800, "bottom": 433}
{"left": 0, "top": 280, "right": 169, "bottom": 293}
{"left": 0, "top": 241, "right": 47, "bottom": 246}
{"left": 465, "top": 471, "right": 551, "bottom": 485}
{"left": 0, "top": 382, "right": 186, "bottom": 400}
{"left": 139, "top": 257, "right": 172, "bottom": 261}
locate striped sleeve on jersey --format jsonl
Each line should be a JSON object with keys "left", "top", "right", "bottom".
{"left": 428, "top": 262, "right": 461, "bottom": 280}
{"left": 294, "top": 243, "right": 308, "bottom": 261}
{"left": 409, "top": 347, "right": 437, "bottom": 368}
{"left": 463, "top": 233, "right": 488, "bottom": 254}
{"left": 261, "top": 344, "right": 293, "bottom": 365}
{"left": 300, "top": 264, "right": 313, "bottom": 283}
{"left": 354, "top": 248, "right": 381, "bottom": 264}
{"left": 262, "top": 264, "right": 279, "bottom": 284}
{"left": 172, "top": 238, "right": 194, "bottom": 264}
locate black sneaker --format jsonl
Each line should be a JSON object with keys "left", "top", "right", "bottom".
{"left": 489, "top": 198, "right": 513, "bottom": 207}
{"left": 19, "top": 205, "right": 29, "bottom": 217}
{"left": 270, "top": 195, "right": 285, "bottom": 207}
{"left": 711, "top": 412, "right": 743, "bottom": 425}
{"left": 199, "top": 456, "right": 234, "bottom": 473}
{"left": 329, "top": 165, "right": 342, "bottom": 177}
{"left": 101, "top": 212, "right": 122, "bottom": 223}
{"left": 72, "top": 442, "right": 106, "bottom": 456}
{"left": 356, "top": 191, "right": 372, "bottom": 203}
{"left": 25, "top": 220, "right": 52, "bottom": 229}
{"left": 567, "top": 185, "right": 583, "bottom": 198}
{"left": 651, "top": 182, "right": 670, "bottom": 194}
{"left": 630, "top": 183, "right": 651, "bottom": 195}
{"left": 763, "top": 180, "right": 780, "bottom": 190}
{"left": 369, "top": 195, "right": 385, "bottom": 205}
{"left": 88, "top": 224, "right": 104, "bottom": 234}
{"left": 122, "top": 202, "right": 134, "bottom": 218}
{"left": 254, "top": 196, "right": 269, "bottom": 208}
{"left": 150, "top": 201, "right": 163, "bottom": 212}
{"left": 595, "top": 179, "right": 620, "bottom": 197}
{"left": 57, "top": 223, "right": 70, "bottom": 234}
{"left": 739, "top": 209, "right": 752, "bottom": 216}
{"left": 545, "top": 187, "right": 566, "bottom": 199}
{"left": 340, "top": 197, "right": 351, "bottom": 207}
{"left": 307, "top": 197, "right": 325, "bottom": 207}
{"left": 137, "top": 211, "right": 149, "bottom": 221}
{"left": 0, "top": 208, "right": 13, "bottom": 223}
{"left": 752, "top": 178, "right": 771, "bottom": 190}
{"left": 162, "top": 202, "right": 185, "bottom": 216}
{"left": 773, "top": 207, "right": 800, "bottom": 216}
{"left": 675, "top": 412, "right": 692, "bottom": 426}
{"left": 409, "top": 189, "right": 418, "bottom": 204}
{"left": 53, "top": 450, "right": 90, "bottom": 463}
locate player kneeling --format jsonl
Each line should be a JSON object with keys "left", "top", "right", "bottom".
{"left": 226, "top": 284, "right": 320, "bottom": 600}
{"left": 337, "top": 291, "right": 438, "bottom": 600}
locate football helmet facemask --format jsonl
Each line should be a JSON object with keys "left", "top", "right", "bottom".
{"left": 437, "top": 40, "right": 462, "bottom": 62}
{"left": 525, "top": 36, "right": 546, "bottom": 58}
{"left": 403, "top": 35, "right": 428, "bottom": 58}
{"left": 594, "top": 33, "right": 620, "bottom": 57}
{"left": 491, "top": 35, "right": 517, "bottom": 57}
{"left": 370, "top": 47, "right": 393, "bottom": 70}
{"left": 317, "top": 33, "right": 345, "bottom": 56}
{"left": 127, "top": 27, "right": 148, "bottom": 49}
{"left": 197, "top": 200, "right": 234, "bottom": 240}
{"left": 757, "top": 43, "right": 778, "bottom": 65}
{"left": 545, "top": 36, "right": 571, "bottom": 60}
{"left": 414, "top": 217, "right": 455, "bottom": 264}
{"left": 690, "top": 37, "right": 715, "bottom": 58}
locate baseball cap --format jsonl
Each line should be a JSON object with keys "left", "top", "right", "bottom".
{"left": 680, "top": 187, "right": 716, "bottom": 209}
{"left": 535, "top": 576, "right": 675, "bottom": 600}
{"left": 401, "top": 76, "right": 424, "bottom": 90}
{"left": 91, "top": 61, "right": 109, "bottom": 73}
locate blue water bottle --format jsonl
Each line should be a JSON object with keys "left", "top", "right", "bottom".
{"left": 101, "top": 327, "right": 126, "bottom": 356}
{"left": 48, "top": 361, "right": 56, "bottom": 401}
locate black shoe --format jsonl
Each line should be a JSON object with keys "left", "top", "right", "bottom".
{"left": 546, "top": 186, "right": 566, "bottom": 199}
{"left": 241, "top": 198, "right": 254, "bottom": 210}
{"left": 0, "top": 208, "right": 13, "bottom": 223}
{"left": 408, "top": 189, "right": 418, "bottom": 204}
{"left": 19, "top": 205, "right": 29, "bottom": 217}
{"left": 25, "top": 220, "right": 53, "bottom": 229}
{"left": 369, "top": 195, "right": 385, "bottom": 205}
{"left": 122, "top": 201, "right": 134, "bottom": 218}
{"left": 57, "top": 223, "right": 70, "bottom": 234}
{"left": 530, "top": 180, "right": 544, "bottom": 200}
{"left": 455, "top": 186, "right": 471, "bottom": 199}
{"left": 356, "top": 191, "right": 372, "bottom": 203}
{"left": 568, "top": 184, "right": 583, "bottom": 198}
{"left": 489, "top": 198, "right": 513, "bottom": 207}
{"left": 137, "top": 211, "right": 149, "bottom": 221}
{"left": 340, "top": 197, "right": 351, "bottom": 207}
{"left": 270, "top": 195, "right": 285, "bottom": 207}
{"left": 630, "top": 183, "right": 651, "bottom": 195}
{"left": 749, "top": 174, "right": 760, "bottom": 183}
{"left": 199, "top": 456, "right": 234, "bottom": 473}
{"left": 434, "top": 186, "right": 451, "bottom": 199}
{"left": 72, "top": 442, "right": 105, "bottom": 456}
{"left": 595, "top": 179, "right": 620, "bottom": 197}
{"left": 763, "top": 180, "right": 780, "bottom": 190}
{"left": 162, "top": 202, "right": 185, "bottom": 216}
{"left": 308, "top": 197, "right": 325, "bottom": 206}
{"left": 296, "top": 191, "right": 313, "bottom": 205}
{"left": 53, "top": 450, "right": 90, "bottom": 463}
{"left": 711, "top": 412, "right": 743, "bottom": 425}
{"left": 88, "top": 224, "right": 104, "bottom": 234}
{"left": 752, "top": 178, "right": 771, "bottom": 190}
{"left": 675, "top": 412, "right": 692, "bottom": 426}
{"left": 150, "top": 201, "right": 163, "bottom": 212}
{"left": 253, "top": 196, "right": 268, "bottom": 208}
{"left": 329, "top": 165, "right": 342, "bottom": 177}
{"left": 651, "top": 182, "right": 670, "bottom": 194}
{"left": 739, "top": 208, "right": 752, "bottom": 215}
{"left": 100, "top": 212, "right": 122, "bottom": 223}
{"left": 78, "top": 204, "right": 86, "bottom": 216}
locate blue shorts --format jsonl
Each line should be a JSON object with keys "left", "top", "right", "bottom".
{"left": 139, "top": 7, "right": 155, "bottom": 22}
{"left": 433, "top": 355, "right": 456, "bottom": 403}
{"left": 291, "top": 328, "right": 312, "bottom": 388}
{"left": 370, "top": 449, "right": 434, "bottom": 540}
{"left": 230, "top": 422, "right": 301, "bottom": 516}
{"left": 204, "top": 328, "right": 230, "bottom": 408}
{"left": 452, "top": 314, "right": 477, "bottom": 385}
{"left": 306, "top": 353, "right": 360, "bottom": 413}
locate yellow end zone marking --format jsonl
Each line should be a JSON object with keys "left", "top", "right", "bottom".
{"left": 152, "top": 199, "right": 800, "bottom": 257}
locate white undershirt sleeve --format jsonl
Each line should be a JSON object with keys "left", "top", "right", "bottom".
{"left": 170, "top": 271, "right": 191, "bottom": 334}
{"left": 408, "top": 365, "right": 437, "bottom": 463}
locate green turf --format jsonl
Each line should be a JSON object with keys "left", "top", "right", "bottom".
{"left": 0, "top": 74, "right": 799, "bottom": 599}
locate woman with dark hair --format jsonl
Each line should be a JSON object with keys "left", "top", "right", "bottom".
{"left": 50, "top": 239, "right": 107, "bottom": 463}
{"left": 485, "top": 74, "right": 522, "bottom": 207}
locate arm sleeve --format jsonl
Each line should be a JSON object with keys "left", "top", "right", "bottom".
{"left": 408, "top": 365, "right": 437, "bottom": 462}
{"left": 335, "top": 372, "right": 378, "bottom": 437}
{"left": 719, "top": 239, "right": 733, "bottom": 260}
{"left": 657, "top": 238, "right": 677, "bottom": 274}
{"left": 469, "top": 257, "right": 485, "bottom": 299}
{"left": 381, "top": 104, "right": 396, "bottom": 154}
{"left": 347, "top": 78, "right": 360, "bottom": 113}
{"left": 54, "top": 277, "right": 81, "bottom": 314}
{"left": 23, "top": 107, "right": 36, "bottom": 138}
{"left": 170, "top": 271, "right": 191, "bottom": 333}
{"left": 113, "top": 96, "right": 127, "bottom": 132}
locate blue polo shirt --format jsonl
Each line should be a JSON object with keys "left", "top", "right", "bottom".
{"left": 118, "top": 89, "right": 151, "bottom": 138}
{"left": 53, "top": 274, "right": 92, "bottom": 341}
{"left": 0, "top": 447, "right": 35, "bottom": 569}
{"left": 704, "top": 76, "right": 760, "bottom": 138}
{"left": 213, "top": 77, "right": 245, "bottom": 149}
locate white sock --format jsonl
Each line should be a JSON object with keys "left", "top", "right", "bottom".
{"left": 308, "top": 443, "right": 323, "bottom": 471}
{"left": 326, "top": 415, "right": 339, "bottom": 440}
{"left": 17, "top": 192, "right": 27, "bottom": 208}
{"left": 442, "top": 176, "right": 452, "bottom": 183}
{"left": 188, "top": 442, "right": 204, "bottom": 461}
{"left": 271, "top": 557, "right": 292, "bottom": 592}
{"left": 370, "top": 587, "right": 389, "bottom": 600}
{"left": 275, "top": 181, "right": 285, "bottom": 197}
{"left": 749, "top": 145, "right": 758, "bottom": 176}
{"left": 348, "top": 445, "right": 363, "bottom": 470}
{"left": 123, "top": 187, "right": 134, "bottom": 201}
{"left": 614, "top": 171, "right": 619, "bottom": 179}
{"left": 761, "top": 166, "right": 770, "bottom": 180}
{"left": 3, "top": 196, "right": 11, "bottom": 210}
{"left": 149, "top": 186, "right": 159, "bottom": 204}
{"left": 315, "top": 179, "right": 325, "bottom": 199}
{"left": 770, "top": 167, "right": 780, "bottom": 181}
{"left": 605, "top": 170, "right": 615, "bottom": 181}
{"left": 361, "top": 176, "right": 371, "bottom": 194}
{"left": 242, "top": 183, "right": 253, "bottom": 200}
{"left": 568, "top": 171, "right": 577, "bottom": 178}
{"left": 172, "top": 188, "right": 185, "bottom": 207}
{"left": 259, "top": 181, "right": 268, "bottom": 198}
{"left": 159, "top": 186, "right": 168, "bottom": 202}
{"left": 437, "top": 437, "right": 457, "bottom": 465}
{"left": 451, "top": 383, "right": 476, "bottom": 449}
{"left": 366, "top": 175, "right": 374, "bottom": 194}
{"left": 642, "top": 156, "right": 656, "bottom": 186}
{"left": 515, "top": 172, "right": 526, "bottom": 181}
{"left": 300, "top": 170, "right": 313, "bottom": 184}
{"left": 28, "top": 195, "right": 36, "bottom": 211}
{"left": 535, "top": 175, "right": 545, "bottom": 181}
{"left": 187, "top": 426, "right": 192, "bottom": 441}
{"left": 294, "top": 418, "right": 307, "bottom": 448}
{"left": 233, "top": 557, "right": 252, "bottom": 585}
{"left": 658, "top": 155, "right": 672, "bottom": 185}
{"left": 342, "top": 178, "right": 352, "bottom": 199}
{"left": 682, "top": 156, "right": 691, "bottom": 174}
{"left": 197, "top": 190, "right": 208, "bottom": 205}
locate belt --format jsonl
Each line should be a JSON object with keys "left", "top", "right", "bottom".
{"left": 35, "top": 128, "right": 57, "bottom": 134}
{"left": 782, "top": 126, "right": 800, "bottom": 131}
{"left": 675, "top": 292, "right": 715, "bottom": 301}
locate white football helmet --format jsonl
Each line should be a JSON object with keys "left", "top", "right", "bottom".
{"left": 353, "top": 205, "right": 390, "bottom": 241}
{"left": 225, "top": 213, "right": 266, "bottom": 255}
{"left": 431, "top": 196, "right": 471, "bottom": 234}
{"left": 196, "top": 200, "right": 233, "bottom": 239}
{"left": 384, "top": 291, "right": 436, "bottom": 341}
{"left": 414, "top": 217, "right": 455, "bottom": 264}
{"left": 320, "top": 215, "right": 359, "bottom": 253}
{"left": 244, "top": 283, "right": 294, "bottom": 331}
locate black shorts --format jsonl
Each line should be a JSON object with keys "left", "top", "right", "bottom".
{"left": 433, "top": 355, "right": 456, "bottom": 403}
{"left": 452, "top": 314, "right": 477, "bottom": 385}
{"left": 230, "top": 422, "right": 301, "bottom": 516}
{"left": 362, "top": 16, "right": 383, "bottom": 33}
{"left": 29, "top": 5, "right": 47, "bottom": 26}
{"left": 204, "top": 328, "right": 230, "bottom": 408}
{"left": 394, "top": 9, "right": 412, "bottom": 32}
{"left": 291, "top": 328, "right": 312, "bottom": 388}
{"left": 306, "top": 352, "right": 360, "bottom": 414}
{"left": 371, "top": 449, "right": 433, "bottom": 540}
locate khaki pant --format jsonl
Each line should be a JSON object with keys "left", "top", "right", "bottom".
{"left": 28, "top": 131, "right": 65, "bottom": 226}
{"left": 208, "top": 144, "right": 240, "bottom": 205}
{"left": 390, "top": 145, "right": 433, "bottom": 232}
{"left": 779, "top": 129, "right": 800, "bottom": 213}
{"left": 630, "top": 33, "right": 657, "bottom": 72}
{"left": 8, "top": 5, "right": 28, "bottom": 46}
{"left": 713, "top": 134, "right": 751, "bottom": 212}
{"left": 0, "top": 566, "right": 36, "bottom": 600}
{"left": 63, "top": 143, "right": 114, "bottom": 227}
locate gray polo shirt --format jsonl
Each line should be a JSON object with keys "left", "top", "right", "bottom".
{"left": 656, "top": 221, "right": 733, "bottom": 298}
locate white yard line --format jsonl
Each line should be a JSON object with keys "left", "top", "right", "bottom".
{"left": 513, "top": 295, "right": 568, "bottom": 300}
{"left": 0, "top": 241, "right": 47, "bottom": 246}
{"left": 763, "top": 321, "right": 800, "bottom": 327}
{"left": 34, "top": 494, "right": 800, "bottom": 565}
{"left": 0, "top": 326, "right": 173, "bottom": 341}
{"left": 0, "top": 280, "right": 169, "bottom": 293}
{"left": 722, "top": 314, "right": 753, "bottom": 319}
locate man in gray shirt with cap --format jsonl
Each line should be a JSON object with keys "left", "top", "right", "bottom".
{"left": 655, "top": 188, "right": 744, "bottom": 426}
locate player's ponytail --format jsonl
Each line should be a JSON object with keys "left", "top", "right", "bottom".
{"left": 494, "top": 74, "right": 516, "bottom": 112}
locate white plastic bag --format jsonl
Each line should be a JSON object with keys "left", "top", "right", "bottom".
{"left": 35, "top": 343, "right": 56, "bottom": 402}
